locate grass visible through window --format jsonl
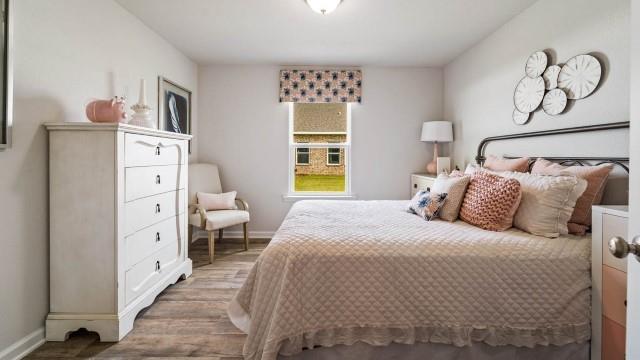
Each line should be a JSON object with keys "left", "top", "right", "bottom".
{"left": 295, "top": 175, "right": 345, "bottom": 192}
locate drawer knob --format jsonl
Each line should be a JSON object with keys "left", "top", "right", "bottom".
{"left": 155, "top": 260, "right": 161, "bottom": 272}
{"left": 609, "top": 236, "right": 640, "bottom": 262}
{"left": 413, "top": 184, "right": 417, "bottom": 188}
{"left": 155, "top": 175, "right": 161, "bottom": 184}
{"left": 156, "top": 232, "right": 161, "bottom": 243}
{"left": 155, "top": 203, "right": 161, "bottom": 213}
{"left": 155, "top": 146, "right": 161, "bottom": 155}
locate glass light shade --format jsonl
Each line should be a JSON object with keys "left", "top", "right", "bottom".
{"left": 306, "top": 0, "right": 342, "bottom": 14}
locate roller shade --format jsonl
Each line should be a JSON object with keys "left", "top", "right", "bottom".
{"left": 279, "top": 70, "right": 362, "bottom": 103}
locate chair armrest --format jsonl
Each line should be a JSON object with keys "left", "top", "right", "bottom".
{"left": 188, "top": 203, "right": 207, "bottom": 229}
{"left": 235, "top": 198, "right": 250, "bottom": 211}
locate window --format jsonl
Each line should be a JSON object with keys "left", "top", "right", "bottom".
{"left": 289, "top": 103, "right": 351, "bottom": 195}
{"left": 327, "top": 148, "right": 341, "bottom": 165}
{"left": 296, "top": 147, "right": 310, "bottom": 165}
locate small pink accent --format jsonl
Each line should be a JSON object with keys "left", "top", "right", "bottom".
{"left": 86, "top": 97, "right": 128, "bottom": 123}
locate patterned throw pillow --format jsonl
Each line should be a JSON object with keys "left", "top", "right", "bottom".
{"left": 408, "top": 190, "right": 448, "bottom": 221}
{"left": 459, "top": 172, "right": 522, "bottom": 231}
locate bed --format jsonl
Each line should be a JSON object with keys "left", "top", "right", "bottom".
{"left": 228, "top": 122, "right": 629, "bottom": 360}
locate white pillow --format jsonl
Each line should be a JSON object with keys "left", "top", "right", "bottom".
{"left": 197, "top": 191, "right": 237, "bottom": 211}
{"left": 431, "top": 173, "right": 470, "bottom": 222}
{"left": 499, "top": 172, "right": 587, "bottom": 238}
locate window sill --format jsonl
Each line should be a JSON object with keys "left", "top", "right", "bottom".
{"left": 282, "top": 193, "right": 357, "bottom": 202}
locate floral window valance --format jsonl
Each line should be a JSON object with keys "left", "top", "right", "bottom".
{"left": 279, "top": 70, "right": 362, "bottom": 103}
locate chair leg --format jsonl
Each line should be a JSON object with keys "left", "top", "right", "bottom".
{"left": 187, "top": 225, "right": 193, "bottom": 258}
{"left": 208, "top": 231, "right": 215, "bottom": 264}
{"left": 218, "top": 228, "right": 224, "bottom": 243}
{"left": 243, "top": 223, "right": 249, "bottom": 251}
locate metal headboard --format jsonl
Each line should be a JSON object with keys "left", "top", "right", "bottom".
{"left": 475, "top": 121, "right": 630, "bottom": 173}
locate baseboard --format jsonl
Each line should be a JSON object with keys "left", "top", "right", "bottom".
{"left": 0, "top": 328, "right": 45, "bottom": 360}
{"left": 193, "top": 229, "right": 274, "bottom": 241}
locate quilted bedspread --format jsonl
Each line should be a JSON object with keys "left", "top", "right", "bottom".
{"left": 228, "top": 200, "right": 591, "bottom": 360}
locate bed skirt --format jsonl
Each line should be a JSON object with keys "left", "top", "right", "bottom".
{"left": 278, "top": 340, "right": 589, "bottom": 360}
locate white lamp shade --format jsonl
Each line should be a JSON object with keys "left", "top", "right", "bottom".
{"left": 306, "top": 0, "right": 342, "bottom": 14}
{"left": 421, "top": 121, "right": 453, "bottom": 142}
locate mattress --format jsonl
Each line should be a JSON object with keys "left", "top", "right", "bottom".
{"left": 228, "top": 200, "right": 592, "bottom": 360}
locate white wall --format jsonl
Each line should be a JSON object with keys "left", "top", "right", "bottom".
{"left": 626, "top": 1, "right": 640, "bottom": 357}
{"left": 0, "top": 0, "right": 197, "bottom": 355}
{"left": 444, "top": 0, "right": 630, "bottom": 167}
{"left": 198, "top": 66, "right": 443, "bottom": 233}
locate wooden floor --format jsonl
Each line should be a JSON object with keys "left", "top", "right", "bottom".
{"left": 27, "top": 239, "right": 267, "bottom": 359}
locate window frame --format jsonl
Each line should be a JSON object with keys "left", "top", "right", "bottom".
{"left": 295, "top": 146, "right": 310, "bottom": 165}
{"left": 287, "top": 102, "right": 352, "bottom": 197}
{"left": 326, "top": 147, "right": 341, "bottom": 166}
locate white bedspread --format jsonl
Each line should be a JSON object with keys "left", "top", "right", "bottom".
{"left": 228, "top": 200, "right": 591, "bottom": 360}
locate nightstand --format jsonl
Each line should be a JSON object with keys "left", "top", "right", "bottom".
{"left": 410, "top": 173, "right": 437, "bottom": 198}
{"left": 592, "top": 205, "right": 629, "bottom": 360}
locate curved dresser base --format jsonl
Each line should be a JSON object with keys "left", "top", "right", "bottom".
{"left": 45, "top": 260, "right": 192, "bottom": 342}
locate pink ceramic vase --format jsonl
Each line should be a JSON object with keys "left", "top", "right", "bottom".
{"left": 86, "top": 97, "right": 128, "bottom": 123}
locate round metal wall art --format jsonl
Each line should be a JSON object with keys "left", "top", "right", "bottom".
{"left": 542, "top": 65, "right": 561, "bottom": 90}
{"left": 557, "top": 54, "right": 602, "bottom": 100}
{"left": 542, "top": 88, "right": 567, "bottom": 116}
{"left": 525, "top": 51, "right": 548, "bottom": 78}
{"left": 514, "top": 76, "right": 545, "bottom": 113}
{"left": 512, "top": 108, "right": 530, "bottom": 125}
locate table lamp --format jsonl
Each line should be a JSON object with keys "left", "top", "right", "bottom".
{"left": 421, "top": 121, "right": 453, "bottom": 174}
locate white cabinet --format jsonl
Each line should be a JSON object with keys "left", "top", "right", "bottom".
{"left": 592, "top": 205, "right": 629, "bottom": 360}
{"left": 410, "top": 173, "right": 437, "bottom": 198}
{"left": 45, "top": 123, "right": 192, "bottom": 342}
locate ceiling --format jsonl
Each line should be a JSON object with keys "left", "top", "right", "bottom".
{"left": 117, "top": 0, "right": 538, "bottom": 67}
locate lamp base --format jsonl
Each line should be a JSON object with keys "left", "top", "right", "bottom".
{"left": 426, "top": 161, "right": 437, "bottom": 175}
{"left": 426, "top": 142, "right": 440, "bottom": 175}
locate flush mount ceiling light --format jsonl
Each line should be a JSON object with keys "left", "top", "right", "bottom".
{"left": 305, "top": 0, "right": 342, "bottom": 15}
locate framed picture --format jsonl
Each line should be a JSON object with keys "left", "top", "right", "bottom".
{"left": 0, "top": 0, "right": 13, "bottom": 149}
{"left": 436, "top": 157, "right": 451, "bottom": 174}
{"left": 158, "top": 76, "right": 191, "bottom": 152}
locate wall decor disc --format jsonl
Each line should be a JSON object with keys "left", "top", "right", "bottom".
{"left": 525, "top": 51, "right": 548, "bottom": 78}
{"left": 557, "top": 54, "right": 601, "bottom": 99}
{"left": 542, "top": 88, "right": 567, "bottom": 116}
{"left": 542, "top": 65, "right": 561, "bottom": 90}
{"left": 514, "top": 76, "right": 545, "bottom": 113}
{"left": 513, "top": 108, "right": 530, "bottom": 125}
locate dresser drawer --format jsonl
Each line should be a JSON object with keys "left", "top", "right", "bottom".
{"left": 125, "top": 190, "right": 185, "bottom": 235}
{"left": 125, "top": 133, "right": 186, "bottom": 167}
{"left": 603, "top": 265, "right": 627, "bottom": 327}
{"left": 602, "top": 214, "right": 628, "bottom": 272}
{"left": 125, "top": 239, "right": 180, "bottom": 305}
{"left": 125, "top": 165, "right": 186, "bottom": 202}
{"left": 126, "top": 215, "right": 184, "bottom": 269}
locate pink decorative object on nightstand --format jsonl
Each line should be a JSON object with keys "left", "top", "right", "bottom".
{"left": 86, "top": 96, "right": 128, "bottom": 123}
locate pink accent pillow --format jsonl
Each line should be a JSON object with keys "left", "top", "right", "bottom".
{"left": 197, "top": 191, "right": 237, "bottom": 211}
{"left": 484, "top": 155, "right": 530, "bottom": 173}
{"left": 459, "top": 172, "right": 522, "bottom": 231}
{"left": 531, "top": 158, "right": 613, "bottom": 231}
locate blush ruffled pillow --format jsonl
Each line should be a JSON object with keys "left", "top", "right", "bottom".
{"left": 531, "top": 158, "right": 613, "bottom": 235}
{"left": 408, "top": 190, "right": 447, "bottom": 221}
{"left": 484, "top": 155, "right": 530, "bottom": 173}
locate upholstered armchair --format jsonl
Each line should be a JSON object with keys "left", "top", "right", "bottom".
{"left": 188, "top": 163, "right": 250, "bottom": 263}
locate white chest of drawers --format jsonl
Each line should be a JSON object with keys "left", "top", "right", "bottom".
{"left": 44, "top": 123, "right": 192, "bottom": 342}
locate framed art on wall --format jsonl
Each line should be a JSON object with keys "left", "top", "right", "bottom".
{"left": 0, "top": 0, "right": 13, "bottom": 149}
{"left": 158, "top": 76, "right": 191, "bottom": 152}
